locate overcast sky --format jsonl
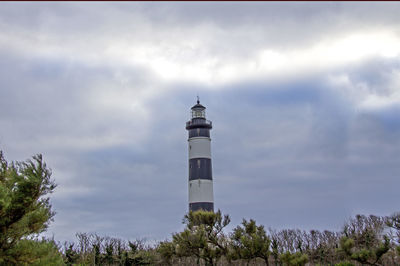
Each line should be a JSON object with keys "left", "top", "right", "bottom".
{"left": 1, "top": 2, "right": 400, "bottom": 243}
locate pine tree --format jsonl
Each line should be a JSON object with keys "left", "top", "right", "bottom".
{"left": 231, "top": 219, "right": 272, "bottom": 265}
{"left": 0, "top": 151, "right": 59, "bottom": 264}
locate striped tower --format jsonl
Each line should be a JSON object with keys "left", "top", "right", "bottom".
{"left": 185, "top": 99, "right": 214, "bottom": 212}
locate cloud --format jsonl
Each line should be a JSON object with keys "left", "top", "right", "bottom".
{"left": 2, "top": 2, "right": 400, "bottom": 86}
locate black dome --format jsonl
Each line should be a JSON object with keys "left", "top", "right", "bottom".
{"left": 191, "top": 98, "right": 206, "bottom": 110}
{"left": 191, "top": 103, "right": 206, "bottom": 110}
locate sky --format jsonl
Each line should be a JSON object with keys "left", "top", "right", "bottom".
{"left": 0, "top": 2, "right": 400, "bottom": 243}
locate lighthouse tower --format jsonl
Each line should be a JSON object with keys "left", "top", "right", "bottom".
{"left": 185, "top": 98, "right": 214, "bottom": 212}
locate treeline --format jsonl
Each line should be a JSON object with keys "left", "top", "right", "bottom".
{"left": 60, "top": 211, "right": 400, "bottom": 266}
{"left": 1, "top": 151, "right": 400, "bottom": 265}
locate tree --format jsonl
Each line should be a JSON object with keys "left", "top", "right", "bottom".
{"left": 172, "top": 210, "right": 230, "bottom": 266}
{"left": 157, "top": 241, "right": 176, "bottom": 265}
{"left": 337, "top": 215, "right": 390, "bottom": 265}
{"left": 386, "top": 213, "right": 400, "bottom": 245}
{"left": 123, "top": 240, "right": 155, "bottom": 265}
{"left": 270, "top": 235, "right": 281, "bottom": 266}
{"left": 8, "top": 238, "right": 64, "bottom": 265}
{"left": 64, "top": 243, "right": 79, "bottom": 265}
{"left": 279, "top": 251, "right": 308, "bottom": 266}
{"left": 0, "top": 151, "right": 58, "bottom": 264}
{"left": 231, "top": 219, "right": 271, "bottom": 265}
{"left": 385, "top": 213, "right": 400, "bottom": 264}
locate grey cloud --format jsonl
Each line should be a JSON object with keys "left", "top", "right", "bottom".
{"left": 0, "top": 50, "right": 155, "bottom": 148}
{"left": 2, "top": 2, "right": 400, "bottom": 64}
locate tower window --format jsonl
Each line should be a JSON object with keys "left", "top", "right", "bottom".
{"left": 197, "top": 159, "right": 201, "bottom": 168}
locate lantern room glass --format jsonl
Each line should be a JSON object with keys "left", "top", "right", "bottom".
{"left": 191, "top": 109, "right": 205, "bottom": 118}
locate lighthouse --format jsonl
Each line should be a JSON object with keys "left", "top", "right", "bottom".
{"left": 185, "top": 98, "right": 214, "bottom": 212}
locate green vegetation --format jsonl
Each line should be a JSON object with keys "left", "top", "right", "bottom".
{"left": 230, "top": 219, "right": 271, "bottom": 264}
{"left": 0, "top": 151, "right": 62, "bottom": 265}
{"left": 60, "top": 212, "right": 400, "bottom": 266}
{"left": 1, "top": 150, "right": 400, "bottom": 265}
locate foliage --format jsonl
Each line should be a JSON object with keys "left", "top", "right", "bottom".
{"left": 171, "top": 210, "right": 230, "bottom": 266}
{"left": 279, "top": 251, "right": 308, "bottom": 266}
{"left": 1, "top": 238, "right": 64, "bottom": 265}
{"left": 64, "top": 243, "right": 79, "bottom": 265}
{"left": 334, "top": 261, "right": 354, "bottom": 266}
{"left": 0, "top": 151, "right": 58, "bottom": 264}
{"left": 231, "top": 219, "right": 271, "bottom": 265}
{"left": 59, "top": 211, "right": 400, "bottom": 266}
{"left": 386, "top": 212, "right": 400, "bottom": 256}
{"left": 338, "top": 215, "right": 390, "bottom": 265}
{"left": 157, "top": 241, "right": 175, "bottom": 265}
{"left": 62, "top": 233, "right": 157, "bottom": 265}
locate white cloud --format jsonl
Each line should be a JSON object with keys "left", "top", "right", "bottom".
{"left": 2, "top": 4, "right": 400, "bottom": 88}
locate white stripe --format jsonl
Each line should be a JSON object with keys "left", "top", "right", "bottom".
{"left": 188, "top": 137, "right": 211, "bottom": 159}
{"left": 189, "top": 179, "right": 214, "bottom": 203}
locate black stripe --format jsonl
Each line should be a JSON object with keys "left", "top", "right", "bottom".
{"left": 188, "top": 128, "right": 210, "bottom": 138}
{"left": 189, "top": 202, "right": 214, "bottom": 212}
{"left": 186, "top": 118, "right": 212, "bottom": 130}
{"left": 189, "top": 158, "right": 212, "bottom": 181}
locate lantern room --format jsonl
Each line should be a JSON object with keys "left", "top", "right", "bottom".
{"left": 191, "top": 100, "right": 206, "bottom": 119}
